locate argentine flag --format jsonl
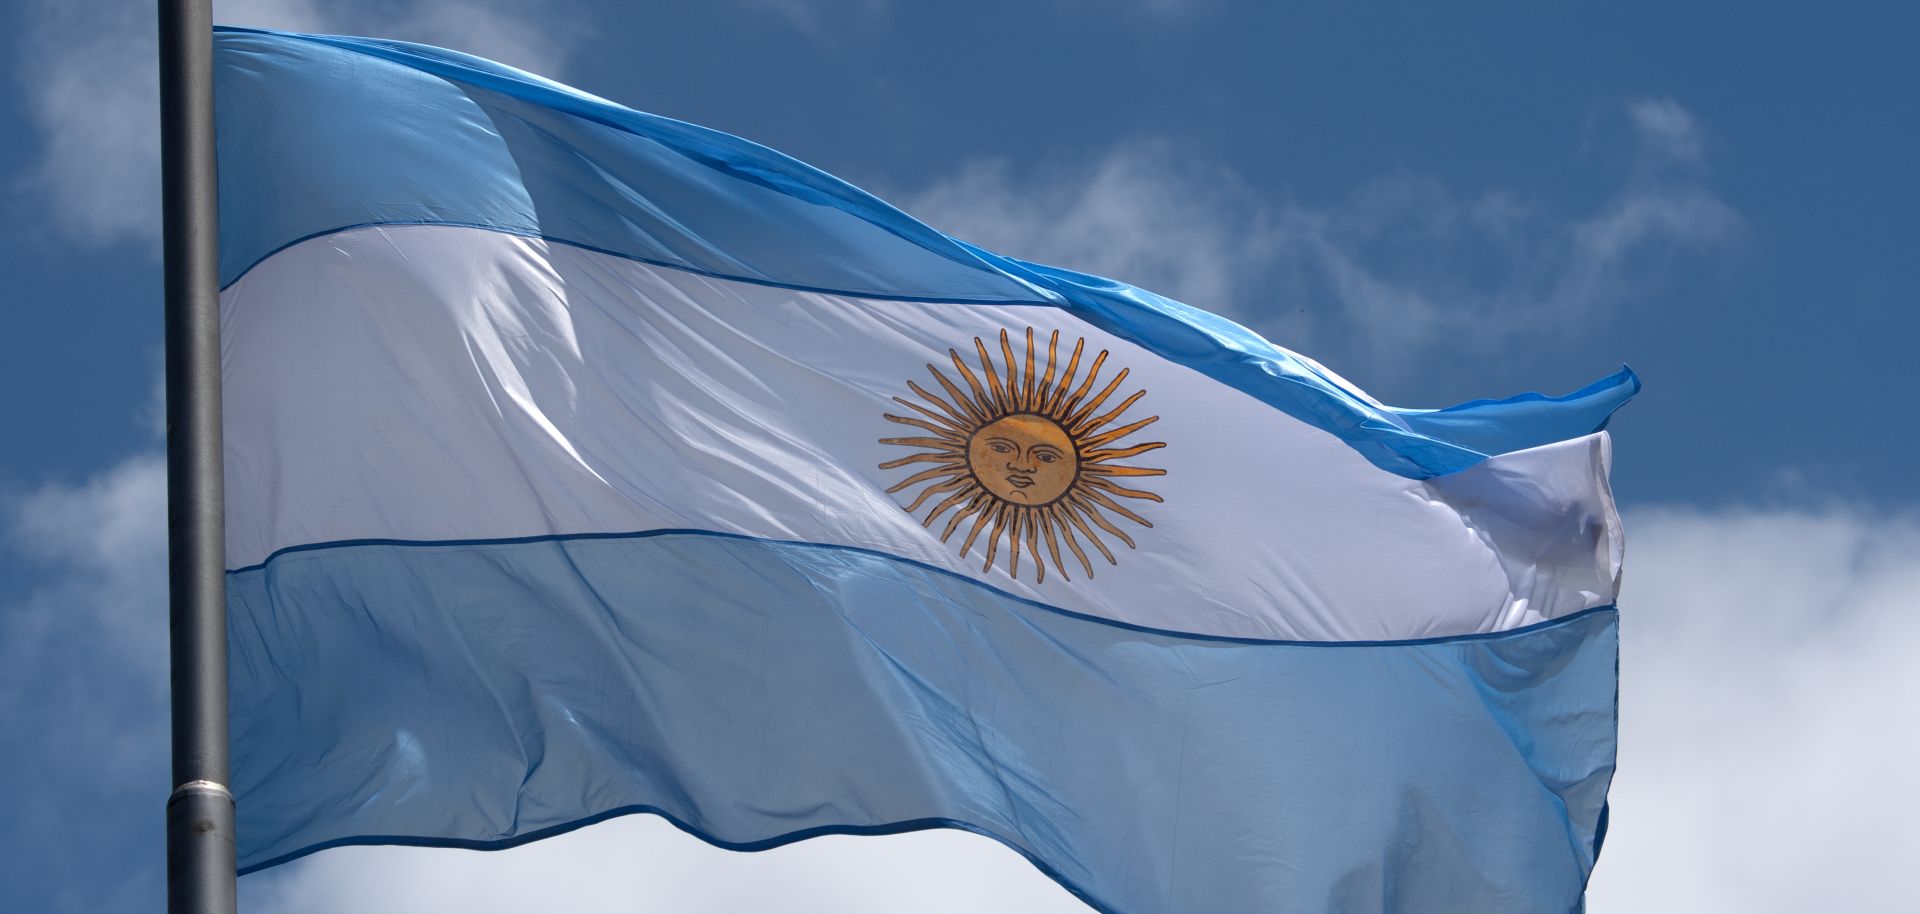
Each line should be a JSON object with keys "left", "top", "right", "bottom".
{"left": 217, "top": 27, "right": 1633, "bottom": 914}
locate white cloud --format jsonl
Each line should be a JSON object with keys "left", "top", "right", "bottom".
{"left": 1587, "top": 506, "right": 1920, "bottom": 913}
{"left": 901, "top": 99, "right": 1740, "bottom": 382}
{"left": 212, "top": 0, "right": 579, "bottom": 77}
{"left": 12, "top": 0, "right": 579, "bottom": 249}
{"left": 1626, "top": 97, "right": 1705, "bottom": 165}
{"left": 904, "top": 142, "right": 1276, "bottom": 319}
{"left": 744, "top": 0, "right": 894, "bottom": 41}
{"left": 2, "top": 452, "right": 169, "bottom": 708}
{"left": 15, "top": 2, "right": 163, "bottom": 246}
{"left": 0, "top": 452, "right": 170, "bottom": 913}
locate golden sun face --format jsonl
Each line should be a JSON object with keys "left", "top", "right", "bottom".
{"left": 880, "top": 328, "right": 1167, "bottom": 583}
{"left": 969, "top": 414, "right": 1078, "bottom": 504}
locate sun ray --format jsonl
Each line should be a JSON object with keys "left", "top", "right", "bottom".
{"left": 1069, "top": 496, "right": 1139, "bottom": 550}
{"left": 903, "top": 476, "right": 970, "bottom": 512}
{"left": 1020, "top": 328, "right": 1037, "bottom": 411}
{"left": 1060, "top": 349, "right": 1109, "bottom": 416}
{"left": 1050, "top": 513, "right": 1095, "bottom": 578}
{"left": 1077, "top": 488, "right": 1154, "bottom": 527}
{"left": 879, "top": 452, "right": 965, "bottom": 470}
{"left": 1065, "top": 367, "right": 1130, "bottom": 429}
{"left": 1045, "top": 337, "right": 1085, "bottom": 416}
{"left": 922, "top": 486, "right": 978, "bottom": 527}
{"left": 1059, "top": 500, "right": 1120, "bottom": 563}
{"left": 1073, "top": 389, "right": 1147, "bottom": 437}
{"left": 1007, "top": 507, "right": 1023, "bottom": 580}
{"left": 1082, "top": 416, "right": 1160, "bottom": 450}
{"left": 926, "top": 366, "right": 989, "bottom": 426}
{"left": 884, "top": 464, "right": 969, "bottom": 494}
{"left": 1085, "top": 477, "right": 1166, "bottom": 503}
{"left": 1082, "top": 464, "right": 1168, "bottom": 478}
{"left": 884, "top": 413, "right": 967, "bottom": 441}
{"left": 940, "top": 493, "right": 991, "bottom": 541}
{"left": 880, "top": 436, "right": 962, "bottom": 451}
{"left": 892, "top": 395, "right": 968, "bottom": 432}
{"left": 1024, "top": 508, "right": 1047, "bottom": 583}
{"left": 1084, "top": 442, "right": 1166, "bottom": 463}
{"left": 981, "top": 503, "right": 1010, "bottom": 572}
{"left": 881, "top": 329, "right": 1165, "bottom": 583}
{"left": 1038, "top": 511, "right": 1069, "bottom": 581}
{"left": 948, "top": 349, "right": 997, "bottom": 418}
{"left": 905, "top": 379, "right": 975, "bottom": 429}
{"left": 957, "top": 499, "right": 997, "bottom": 557}
{"left": 998, "top": 330, "right": 1020, "bottom": 410}
{"left": 975, "top": 338, "right": 1011, "bottom": 411}
{"left": 1036, "top": 330, "right": 1060, "bottom": 412}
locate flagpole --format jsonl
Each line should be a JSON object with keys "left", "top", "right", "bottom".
{"left": 160, "top": 0, "right": 236, "bottom": 912}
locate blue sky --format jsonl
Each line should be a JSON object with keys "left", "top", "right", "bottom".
{"left": 1, "top": 1, "right": 1914, "bottom": 912}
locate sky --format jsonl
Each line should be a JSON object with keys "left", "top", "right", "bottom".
{"left": 0, "top": 1, "right": 1914, "bottom": 911}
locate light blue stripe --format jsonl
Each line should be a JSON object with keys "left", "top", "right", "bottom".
{"left": 211, "top": 27, "right": 1637, "bottom": 480}
{"left": 228, "top": 533, "right": 1615, "bottom": 912}
{"left": 1392, "top": 367, "right": 1642, "bottom": 459}
{"left": 211, "top": 28, "right": 1034, "bottom": 303}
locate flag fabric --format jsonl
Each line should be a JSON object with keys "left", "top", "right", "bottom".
{"left": 216, "top": 27, "right": 1633, "bottom": 913}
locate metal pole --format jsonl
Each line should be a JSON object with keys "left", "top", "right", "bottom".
{"left": 160, "top": 1, "right": 235, "bottom": 912}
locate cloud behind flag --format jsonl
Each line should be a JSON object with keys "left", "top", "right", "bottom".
{"left": 216, "top": 27, "right": 1634, "bottom": 913}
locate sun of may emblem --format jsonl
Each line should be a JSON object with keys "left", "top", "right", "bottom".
{"left": 879, "top": 328, "right": 1168, "bottom": 583}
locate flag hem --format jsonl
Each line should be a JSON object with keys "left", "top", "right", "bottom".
{"left": 234, "top": 808, "right": 1129, "bottom": 913}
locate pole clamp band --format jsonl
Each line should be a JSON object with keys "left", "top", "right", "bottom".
{"left": 168, "top": 779, "right": 234, "bottom": 806}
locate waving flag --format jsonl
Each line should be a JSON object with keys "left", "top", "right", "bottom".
{"left": 216, "top": 27, "right": 1632, "bottom": 913}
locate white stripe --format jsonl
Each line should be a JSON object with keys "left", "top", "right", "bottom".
{"left": 221, "top": 224, "right": 1618, "bottom": 641}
